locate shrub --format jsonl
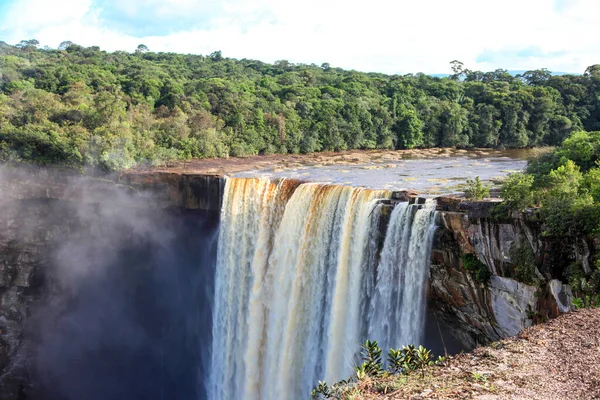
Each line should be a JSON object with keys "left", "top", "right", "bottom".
{"left": 357, "top": 340, "right": 384, "bottom": 378}
{"left": 464, "top": 176, "right": 490, "bottom": 200}
{"left": 462, "top": 254, "right": 492, "bottom": 284}
{"left": 312, "top": 342, "right": 440, "bottom": 399}
{"left": 500, "top": 173, "right": 535, "bottom": 211}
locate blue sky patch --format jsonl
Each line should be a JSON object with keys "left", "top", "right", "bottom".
{"left": 90, "top": 0, "right": 217, "bottom": 37}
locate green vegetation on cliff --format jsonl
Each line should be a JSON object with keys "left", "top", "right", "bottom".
{"left": 500, "top": 130, "right": 600, "bottom": 238}
{"left": 2, "top": 41, "right": 600, "bottom": 170}
{"left": 499, "top": 129, "right": 600, "bottom": 305}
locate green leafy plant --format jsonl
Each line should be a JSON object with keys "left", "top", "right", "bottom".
{"left": 564, "top": 260, "right": 600, "bottom": 309}
{"left": 572, "top": 297, "right": 585, "bottom": 309}
{"left": 415, "top": 345, "right": 434, "bottom": 377}
{"left": 470, "top": 372, "right": 488, "bottom": 383}
{"left": 500, "top": 173, "right": 535, "bottom": 211}
{"left": 464, "top": 176, "right": 490, "bottom": 200}
{"left": 313, "top": 342, "right": 440, "bottom": 398}
{"left": 357, "top": 340, "right": 384, "bottom": 378}
{"left": 462, "top": 254, "right": 492, "bottom": 284}
{"left": 387, "top": 345, "right": 417, "bottom": 374}
{"left": 311, "top": 381, "right": 332, "bottom": 399}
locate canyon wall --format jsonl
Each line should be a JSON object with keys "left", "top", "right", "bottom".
{"left": 0, "top": 167, "right": 220, "bottom": 400}
{"left": 0, "top": 167, "right": 581, "bottom": 398}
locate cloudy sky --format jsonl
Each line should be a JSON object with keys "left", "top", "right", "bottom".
{"left": 0, "top": 0, "right": 598, "bottom": 74}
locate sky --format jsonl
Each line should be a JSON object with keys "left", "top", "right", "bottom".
{"left": 0, "top": 0, "right": 599, "bottom": 75}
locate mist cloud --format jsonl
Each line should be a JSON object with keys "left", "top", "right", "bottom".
{"left": 0, "top": 165, "right": 218, "bottom": 400}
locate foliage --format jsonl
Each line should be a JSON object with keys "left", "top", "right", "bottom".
{"left": 312, "top": 342, "right": 440, "bottom": 399}
{"left": 509, "top": 242, "right": 540, "bottom": 285}
{"left": 1, "top": 43, "right": 599, "bottom": 170}
{"left": 464, "top": 176, "right": 490, "bottom": 200}
{"left": 565, "top": 260, "right": 600, "bottom": 309}
{"left": 499, "top": 130, "right": 600, "bottom": 239}
{"left": 572, "top": 297, "right": 585, "bottom": 309}
{"left": 357, "top": 340, "right": 384, "bottom": 377}
{"left": 500, "top": 173, "right": 535, "bottom": 211}
{"left": 462, "top": 254, "right": 492, "bottom": 284}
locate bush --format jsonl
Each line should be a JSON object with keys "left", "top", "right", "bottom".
{"left": 462, "top": 254, "right": 492, "bottom": 284}
{"left": 500, "top": 173, "right": 535, "bottom": 211}
{"left": 312, "top": 342, "right": 439, "bottom": 399}
{"left": 464, "top": 176, "right": 490, "bottom": 200}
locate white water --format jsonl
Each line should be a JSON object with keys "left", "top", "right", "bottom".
{"left": 209, "top": 178, "right": 437, "bottom": 400}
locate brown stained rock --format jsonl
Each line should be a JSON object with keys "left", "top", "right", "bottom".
{"left": 439, "top": 212, "right": 474, "bottom": 254}
{"left": 391, "top": 190, "right": 420, "bottom": 202}
{"left": 435, "top": 196, "right": 462, "bottom": 212}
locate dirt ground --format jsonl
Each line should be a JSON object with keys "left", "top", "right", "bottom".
{"left": 348, "top": 308, "right": 600, "bottom": 399}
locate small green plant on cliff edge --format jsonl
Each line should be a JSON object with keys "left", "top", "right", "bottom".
{"left": 358, "top": 340, "right": 384, "bottom": 377}
{"left": 462, "top": 253, "right": 492, "bottom": 284}
{"left": 312, "top": 341, "right": 440, "bottom": 399}
{"left": 464, "top": 176, "right": 491, "bottom": 200}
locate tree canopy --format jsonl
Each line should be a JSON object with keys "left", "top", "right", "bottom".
{"left": 0, "top": 41, "right": 598, "bottom": 170}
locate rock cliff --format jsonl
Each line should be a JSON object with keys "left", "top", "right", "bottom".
{"left": 429, "top": 205, "right": 578, "bottom": 348}
{"left": 0, "top": 167, "right": 221, "bottom": 399}
{"left": 0, "top": 167, "right": 583, "bottom": 398}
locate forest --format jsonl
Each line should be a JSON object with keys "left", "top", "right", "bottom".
{"left": 1, "top": 40, "right": 600, "bottom": 170}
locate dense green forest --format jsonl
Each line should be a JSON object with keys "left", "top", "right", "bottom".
{"left": 1, "top": 40, "right": 600, "bottom": 170}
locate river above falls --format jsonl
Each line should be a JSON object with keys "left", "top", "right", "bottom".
{"left": 231, "top": 148, "right": 546, "bottom": 195}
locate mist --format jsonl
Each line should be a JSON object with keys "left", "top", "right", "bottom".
{"left": 0, "top": 166, "right": 219, "bottom": 400}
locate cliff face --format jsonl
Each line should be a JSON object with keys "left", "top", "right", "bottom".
{"left": 430, "top": 206, "right": 576, "bottom": 348}
{"left": 0, "top": 168, "right": 220, "bottom": 400}
{"left": 0, "top": 168, "right": 581, "bottom": 398}
{"left": 0, "top": 198, "right": 82, "bottom": 398}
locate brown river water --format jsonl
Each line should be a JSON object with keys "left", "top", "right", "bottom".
{"left": 232, "top": 148, "right": 546, "bottom": 195}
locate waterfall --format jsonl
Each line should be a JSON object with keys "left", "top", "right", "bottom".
{"left": 367, "top": 199, "right": 437, "bottom": 354}
{"left": 210, "top": 178, "right": 437, "bottom": 400}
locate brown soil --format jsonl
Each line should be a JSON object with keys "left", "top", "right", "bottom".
{"left": 347, "top": 308, "right": 600, "bottom": 399}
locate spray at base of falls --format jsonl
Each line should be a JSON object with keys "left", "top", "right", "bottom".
{"left": 210, "top": 178, "right": 437, "bottom": 400}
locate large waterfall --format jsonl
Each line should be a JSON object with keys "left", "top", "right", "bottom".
{"left": 209, "top": 178, "right": 437, "bottom": 400}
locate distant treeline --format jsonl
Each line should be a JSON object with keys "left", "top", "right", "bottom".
{"left": 1, "top": 40, "right": 600, "bottom": 170}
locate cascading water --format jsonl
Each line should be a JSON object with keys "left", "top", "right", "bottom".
{"left": 210, "top": 178, "right": 438, "bottom": 400}
{"left": 367, "top": 200, "right": 438, "bottom": 355}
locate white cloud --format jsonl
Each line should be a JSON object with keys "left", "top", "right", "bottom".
{"left": 1, "top": 0, "right": 599, "bottom": 74}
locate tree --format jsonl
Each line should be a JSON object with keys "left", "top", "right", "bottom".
{"left": 15, "top": 39, "right": 39, "bottom": 50}
{"left": 58, "top": 41, "right": 74, "bottom": 50}
{"left": 209, "top": 50, "right": 223, "bottom": 61}
{"left": 584, "top": 65, "right": 600, "bottom": 78}
{"left": 464, "top": 176, "right": 490, "bottom": 200}
{"left": 450, "top": 60, "right": 467, "bottom": 81}
{"left": 521, "top": 69, "right": 551, "bottom": 86}
{"left": 135, "top": 44, "right": 149, "bottom": 53}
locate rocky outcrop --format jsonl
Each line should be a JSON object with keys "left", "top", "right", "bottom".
{"left": 429, "top": 207, "right": 580, "bottom": 348}
{"left": 0, "top": 166, "right": 224, "bottom": 212}
{"left": 0, "top": 168, "right": 222, "bottom": 400}
{"left": 119, "top": 171, "right": 223, "bottom": 212}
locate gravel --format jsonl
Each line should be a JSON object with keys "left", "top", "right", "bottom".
{"left": 346, "top": 308, "right": 600, "bottom": 399}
